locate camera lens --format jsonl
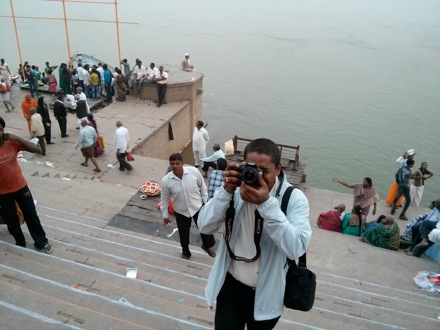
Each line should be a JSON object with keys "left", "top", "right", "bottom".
{"left": 242, "top": 167, "right": 259, "bottom": 186}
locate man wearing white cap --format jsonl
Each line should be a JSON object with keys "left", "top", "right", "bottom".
{"left": 386, "top": 149, "right": 416, "bottom": 206}
{"left": 396, "top": 149, "right": 415, "bottom": 167}
{"left": 181, "top": 53, "right": 194, "bottom": 72}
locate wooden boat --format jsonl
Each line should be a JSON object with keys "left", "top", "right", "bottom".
{"left": 225, "top": 136, "right": 307, "bottom": 189}
{"left": 71, "top": 53, "right": 115, "bottom": 72}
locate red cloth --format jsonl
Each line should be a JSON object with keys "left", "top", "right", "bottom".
{"left": 0, "top": 140, "right": 27, "bottom": 194}
{"left": 317, "top": 210, "right": 342, "bottom": 232}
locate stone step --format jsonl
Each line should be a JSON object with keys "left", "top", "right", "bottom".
{"left": 4, "top": 189, "right": 440, "bottom": 329}
{"left": 0, "top": 302, "right": 82, "bottom": 330}
{"left": 0, "top": 243, "right": 213, "bottom": 329}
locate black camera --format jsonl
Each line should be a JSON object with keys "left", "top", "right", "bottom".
{"left": 237, "top": 163, "right": 261, "bottom": 186}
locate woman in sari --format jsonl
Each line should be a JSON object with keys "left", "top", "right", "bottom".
{"left": 47, "top": 69, "right": 57, "bottom": 94}
{"left": 37, "top": 96, "right": 52, "bottom": 144}
{"left": 62, "top": 65, "right": 72, "bottom": 95}
{"left": 362, "top": 216, "right": 400, "bottom": 250}
{"left": 341, "top": 205, "right": 366, "bottom": 236}
{"left": 333, "top": 176, "right": 379, "bottom": 218}
{"left": 317, "top": 203, "right": 346, "bottom": 232}
{"left": 115, "top": 68, "right": 126, "bottom": 102}
{"left": 87, "top": 114, "right": 104, "bottom": 157}
{"left": 21, "top": 93, "right": 38, "bottom": 136}
{"left": 59, "top": 63, "right": 65, "bottom": 91}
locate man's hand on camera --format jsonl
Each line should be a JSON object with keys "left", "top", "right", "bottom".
{"left": 223, "top": 163, "right": 241, "bottom": 194}
{"left": 240, "top": 172, "right": 270, "bottom": 204}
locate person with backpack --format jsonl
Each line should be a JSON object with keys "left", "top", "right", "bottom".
{"left": 391, "top": 159, "right": 415, "bottom": 220}
{"left": 198, "top": 138, "right": 311, "bottom": 329}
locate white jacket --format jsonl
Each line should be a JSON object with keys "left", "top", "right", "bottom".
{"left": 198, "top": 172, "right": 311, "bottom": 320}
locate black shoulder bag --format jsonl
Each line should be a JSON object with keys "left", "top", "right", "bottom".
{"left": 281, "top": 186, "right": 316, "bottom": 312}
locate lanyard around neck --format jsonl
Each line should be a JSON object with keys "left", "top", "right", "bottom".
{"left": 224, "top": 194, "right": 263, "bottom": 263}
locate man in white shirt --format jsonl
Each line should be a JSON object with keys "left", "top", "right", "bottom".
{"left": 192, "top": 120, "right": 209, "bottom": 167}
{"left": 76, "top": 63, "right": 85, "bottom": 91}
{"left": 161, "top": 153, "right": 216, "bottom": 259}
{"left": 181, "top": 53, "right": 194, "bottom": 72}
{"left": 113, "top": 121, "right": 133, "bottom": 172}
{"left": 133, "top": 60, "right": 147, "bottom": 95}
{"left": 82, "top": 64, "right": 90, "bottom": 98}
{"left": 96, "top": 63, "right": 105, "bottom": 96}
{"left": 0, "top": 59, "right": 12, "bottom": 82}
{"left": 201, "top": 143, "right": 225, "bottom": 178}
{"left": 154, "top": 66, "right": 168, "bottom": 107}
{"left": 75, "top": 87, "right": 90, "bottom": 114}
{"left": 146, "top": 62, "right": 158, "bottom": 83}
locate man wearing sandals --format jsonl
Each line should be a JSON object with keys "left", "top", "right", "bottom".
{"left": 74, "top": 119, "right": 101, "bottom": 173}
{"left": 0, "top": 117, "right": 52, "bottom": 253}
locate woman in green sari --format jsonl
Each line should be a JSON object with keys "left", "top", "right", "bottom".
{"left": 362, "top": 216, "right": 400, "bottom": 250}
{"left": 342, "top": 205, "right": 366, "bottom": 236}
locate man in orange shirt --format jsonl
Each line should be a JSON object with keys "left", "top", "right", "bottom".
{"left": 21, "top": 93, "right": 37, "bottom": 136}
{"left": 0, "top": 117, "right": 52, "bottom": 253}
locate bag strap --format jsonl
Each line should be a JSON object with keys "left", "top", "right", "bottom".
{"left": 281, "top": 186, "right": 307, "bottom": 267}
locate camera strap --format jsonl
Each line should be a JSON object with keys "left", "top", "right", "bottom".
{"left": 224, "top": 193, "right": 263, "bottom": 263}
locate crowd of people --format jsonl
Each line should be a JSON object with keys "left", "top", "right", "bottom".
{"left": 1, "top": 52, "right": 439, "bottom": 328}
{"left": 317, "top": 148, "right": 437, "bottom": 259}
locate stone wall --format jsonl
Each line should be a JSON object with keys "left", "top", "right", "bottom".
{"left": 133, "top": 66, "right": 204, "bottom": 160}
{"left": 135, "top": 101, "right": 193, "bottom": 159}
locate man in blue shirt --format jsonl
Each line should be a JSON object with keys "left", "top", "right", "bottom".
{"left": 103, "top": 64, "right": 112, "bottom": 103}
{"left": 391, "top": 159, "right": 414, "bottom": 220}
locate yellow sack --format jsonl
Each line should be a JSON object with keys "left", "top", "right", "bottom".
{"left": 0, "top": 203, "right": 25, "bottom": 225}
{"left": 98, "top": 135, "right": 105, "bottom": 149}
{"left": 225, "top": 139, "right": 234, "bottom": 156}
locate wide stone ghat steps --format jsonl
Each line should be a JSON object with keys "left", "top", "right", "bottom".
{"left": 21, "top": 161, "right": 104, "bottom": 182}
{"left": 1, "top": 204, "right": 440, "bottom": 329}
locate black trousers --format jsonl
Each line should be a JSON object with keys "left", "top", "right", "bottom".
{"left": 202, "top": 161, "right": 217, "bottom": 172}
{"left": 117, "top": 152, "right": 133, "bottom": 171}
{"left": 0, "top": 186, "right": 48, "bottom": 248}
{"left": 215, "top": 272, "right": 281, "bottom": 330}
{"left": 157, "top": 83, "right": 167, "bottom": 105}
{"left": 57, "top": 117, "right": 67, "bottom": 137}
{"left": 44, "top": 123, "right": 52, "bottom": 143}
{"left": 410, "top": 221, "right": 437, "bottom": 257}
{"left": 174, "top": 210, "right": 215, "bottom": 254}
{"left": 105, "top": 83, "right": 112, "bottom": 102}
{"left": 392, "top": 186, "right": 411, "bottom": 217}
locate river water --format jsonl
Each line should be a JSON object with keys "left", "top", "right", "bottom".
{"left": 1, "top": 0, "right": 439, "bottom": 205}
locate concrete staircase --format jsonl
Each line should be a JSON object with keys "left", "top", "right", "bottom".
{"left": 1, "top": 174, "right": 440, "bottom": 329}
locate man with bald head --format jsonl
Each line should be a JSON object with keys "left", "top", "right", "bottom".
{"left": 114, "top": 121, "right": 133, "bottom": 172}
{"left": 74, "top": 119, "right": 101, "bottom": 172}
{"left": 201, "top": 143, "right": 225, "bottom": 178}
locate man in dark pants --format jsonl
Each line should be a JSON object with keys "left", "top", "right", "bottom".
{"left": 405, "top": 198, "right": 440, "bottom": 257}
{"left": 53, "top": 94, "right": 68, "bottom": 137}
{"left": 154, "top": 65, "right": 168, "bottom": 107}
{"left": 0, "top": 117, "right": 52, "bottom": 253}
{"left": 391, "top": 159, "right": 414, "bottom": 220}
{"left": 160, "top": 153, "right": 216, "bottom": 259}
{"left": 103, "top": 64, "right": 112, "bottom": 103}
{"left": 113, "top": 121, "right": 133, "bottom": 172}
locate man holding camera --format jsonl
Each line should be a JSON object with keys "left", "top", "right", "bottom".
{"left": 198, "top": 138, "right": 311, "bottom": 329}
{"left": 161, "top": 153, "right": 216, "bottom": 259}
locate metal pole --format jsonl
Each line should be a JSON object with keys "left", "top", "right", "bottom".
{"left": 114, "top": 0, "right": 122, "bottom": 70}
{"left": 61, "top": 0, "right": 72, "bottom": 68}
{"left": 9, "top": 0, "right": 25, "bottom": 80}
